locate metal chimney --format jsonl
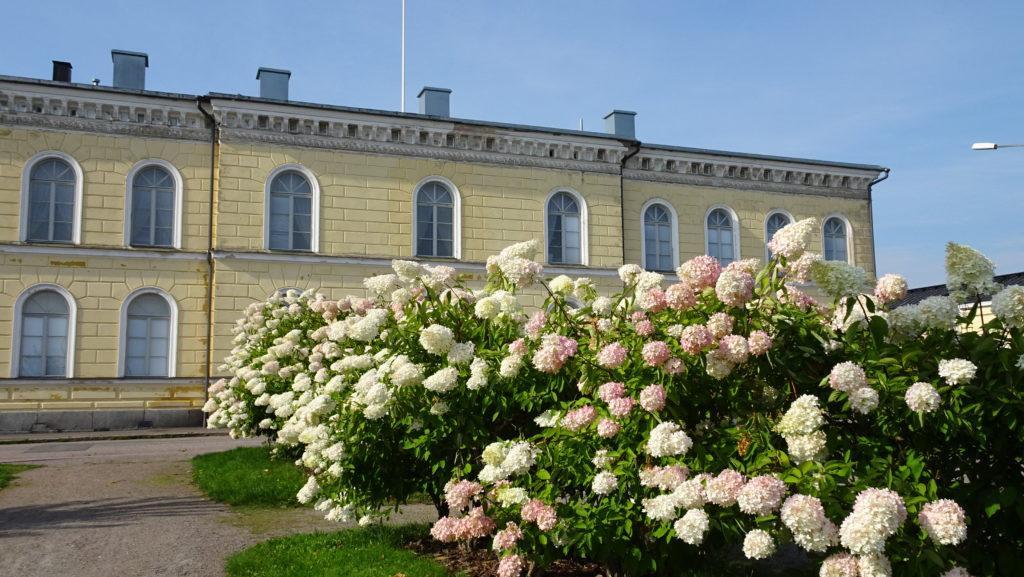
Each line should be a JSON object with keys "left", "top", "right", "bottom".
{"left": 52, "top": 61, "right": 72, "bottom": 83}
{"left": 603, "top": 110, "right": 637, "bottom": 139}
{"left": 111, "top": 50, "right": 148, "bottom": 90}
{"left": 257, "top": 68, "right": 291, "bottom": 101}
{"left": 417, "top": 87, "right": 451, "bottom": 117}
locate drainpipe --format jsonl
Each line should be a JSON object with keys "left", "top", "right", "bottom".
{"left": 618, "top": 140, "right": 642, "bottom": 266}
{"left": 196, "top": 96, "right": 219, "bottom": 424}
{"left": 866, "top": 167, "right": 890, "bottom": 278}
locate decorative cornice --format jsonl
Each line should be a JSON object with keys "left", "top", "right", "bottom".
{"left": 219, "top": 126, "right": 623, "bottom": 174}
{"left": 622, "top": 168, "right": 871, "bottom": 200}
{"left": 0, "top": 81, "right": 207, "bottom": 141}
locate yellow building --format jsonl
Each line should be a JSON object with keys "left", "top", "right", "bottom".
{"left": 0, "top": 54, "right": 888, "bottom": 432}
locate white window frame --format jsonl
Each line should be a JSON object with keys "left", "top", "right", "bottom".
{"left": 264, "top": 163, "right": 320, "bottom": 253}
{"left": 763, "top": 209, "right": 795, "bottom": 261}
{"left": 117, "top": 287, "right": 178, "bottom": 378}
{"left": 411, "top": 175, "right": 462, "bottom": 259}
{"left": 19, "top": 151, "right": 84, "bottom": 245}
{"left": 124, "top": 159, "right": 184, "bottom": 249}
{"left": 821, "top": 213, "right": 854, "bottom": 264}
{"left": 543, "top": 187, "right": 589, "bottom": 266}
{"left": 639, "top": 198, "right": 679, "bottom": 271}
{"left": 704, "top": 204, "right": 741, "bottom": 264}
{"left": 10, "top": 283, "right": 77, "bottom": 378}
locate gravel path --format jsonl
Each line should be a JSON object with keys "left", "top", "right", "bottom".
{"left": 0, "top": 436, "right": 436, "bottom": 577}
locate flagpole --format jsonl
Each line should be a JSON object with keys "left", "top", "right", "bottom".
{"left": 401, "top": 0, "right": 406, "bottom": 112}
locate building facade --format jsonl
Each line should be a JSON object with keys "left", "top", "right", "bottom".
{"left": 0, "top": 54, "right": 888, "bottom": 432}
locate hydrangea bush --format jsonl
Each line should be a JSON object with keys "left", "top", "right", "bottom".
{"left": 206, "top": 225, "right": 1023, "bottom": 577}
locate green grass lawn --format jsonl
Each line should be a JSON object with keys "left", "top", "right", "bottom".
{"left": 192, "top": 446, "right": 306, "bottom": 507}
{"left": 0, "top": 463, "right": 39, "bottom": 491}
{"left": 225, "top": 524, "right": 454, "bottom": 577}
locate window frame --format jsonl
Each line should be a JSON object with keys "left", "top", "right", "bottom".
{"left": 19, "top": 151, "right": 84, "bottom": 245}
{"left": 763, "top": 209, "right": 795, "bottom": 261}
{"left": 117, "top": 287, "right": 178, "bottom": 378}
{"left": 544, "top": 187, "right": 589, "bottom": 266}
{"left": 639, "top": 198, "right": 679, "bottom": 272}
{"left": 822, "top": 214, "right": 854, "bottom": 264}
{"left": 704, "top": 204, "right": 740, "bottom": 265}
{"left": 411, "top": 176, "right": 462, "bottom": 259}
{"left": 124, "top": 159, "right": 184, "bottom": 249}
{"left": 263, "top": 164, "right": 320, "bottom": 253}
{"left": 10, "top": 283, "right": 77, "bottom": 378}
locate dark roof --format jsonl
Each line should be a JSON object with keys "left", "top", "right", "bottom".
{"left": 892, "top": 271, "right": 1024, "bottom": 307}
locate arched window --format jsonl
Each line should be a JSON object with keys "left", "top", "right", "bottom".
{"left": 415, "top": 181, "right": 455, "bottom": 257}
{"left": 823, "top": 216, "right": 849, "bottom": 262}
{"left": 27, "top": 158, "right": 76, "bottom": 243}
{"left": 706, "top": 207, "right": 737, "bottom": 266}
{"left": 15, "top": 287, "right": 74, "bottom": 378}
{"left": 547, "top": 190, "right": 584, "bottom": 265}
{"left": 765, "top": 211, "right": 793, "bottom": 259}
{"left": 121, "top": 291, "right": 175, "bottom": 377}
{"left": 129, "top": 165, "right": 176, "bottom": 247}
{"left": 642, "top": 201, "right": 676, "bottom": 272}
{"left": 267, "top": 169, "right": 313, "bottom": 251}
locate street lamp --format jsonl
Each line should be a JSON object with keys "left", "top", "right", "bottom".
{"left": 972, "top": 142, "right": 1024, "bottom": 150}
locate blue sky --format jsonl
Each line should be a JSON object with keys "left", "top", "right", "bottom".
{"left": 3, "top": 1, "right": 1022, "bottom": 286}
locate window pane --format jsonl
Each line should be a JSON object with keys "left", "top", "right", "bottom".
{"left": 269, "top": 232, "right": 290, "bottom": 250}
{"left": 20, "top": 356, "right": 42, "bottom": 377}
{"left": 45, "top": 355, "right": 65, "bottom": 377}
{"left": 292, "top": 232, "right": 311, "bottom": 251}
{"left": 127, "top": 336, "right": 148, "bottom": 357}
{"left": 436, "top": 206, "right": 453, "bottom": 225}
{"left": 149, "top": 355, "right": 168, "bottom": 377}
{"left": 436, "top": 223, "right": 453, "bottom": 243}
{"left": 21, "top": 335, "right": 43, "bottom": 356}
{"left": 47, "top": 316, "right": 67, "bottom": 337}
{"left": 46, "top": 335, "right": 66, "bottom": 357}
{"left": 417, "top": 238, "right": 434, "bottom": 256}
{"left": 126, "top": 357, "right": 146, "bottom": 376}
{"left": 564, "top": 246, "right": 581, "bottom": 264}
{"left": 293, "top": 196, "right": 311, "bottom": 215}
{"left": 293, "top": 213, "right": 311, "bottom": 233}
{"left": 154, "top": 226, "right": 172, "bottom": 247}
{"left": 52, "top": 222, "right": 72, "bottom": 242}
{"left": 22, "top": 316, "right": 44, "bottom": 337}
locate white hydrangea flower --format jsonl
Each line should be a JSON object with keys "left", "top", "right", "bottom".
{"left": 811, "top": 260, "right": 868, "bottom": 300}
{"left": 419, "top": 324, "right": 455, "bottom": 355}
{"left": 991, "top": 285, "right": 1024, "bottom": 328}
{"left": 592, "top": 297, "right": 613, "bottom": 316}
{"left": 742, "top": 529, "right": 775, "bottom": 560}
{"left": 549, "top": 275, "right": 574, "bottom": 295}
{"left": 775, "top": 395, "right": 825, "bottom": 437}
{"left": 904, "top": 382, "right": 941, "bottom": 414}
{"left": 849, "top": 387, "right": 879, "bottom": 415}
{"left": 647, "top": 422, "right": 693, "bottom": 457}
{"left": 938, "top": 358, "right": 977, "bottom": 385}
{"left": 423, "top": 367, "right": 459, "bottom": 393}
{"left": 786, "top": 431, "right": 828, "bottom": 464}
{"left": 592, "top": 471, "right": 618, "bottom": 495}
{"left": 673, "top": 509, "right": 710, "bottom": 545}
{"left": 466, "top": 357, "right": 488, "bottom": 390}
{"left": 447, "top": 342, "right": 475, "bottom": 365}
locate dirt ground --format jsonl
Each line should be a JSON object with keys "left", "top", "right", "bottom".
{"left": 0, "top": 435, "right": 435, "bottom": 577}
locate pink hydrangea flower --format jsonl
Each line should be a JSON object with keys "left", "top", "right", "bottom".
{"left": 634, "top": 319, "right": 655, "bottom": 337}
{"left": 678, "top": 255, "right": 722, "bottom": 290}
{"left": 706, "top": 469, "right": 746, "bottom": 506}
{"left": 509, "top": 338, "right": 527, "bottom": 356}
{"left": 717, "top": 335, "right": 750, "bottom": 363}
{"left": 706, "top": 312, "right": 734, "bottom": 339}
{"left": 642, "top": 341, "right": 671, "bottom": 366}
{"left": 492, "top": 522, "right": 523, "bottom": 551}
{"left": 562, "top": 405, "right": 597, "bottom": 431}
{"left": 521, "top": 499, "right": 557, "bottom": 531}
{"left": 630, "top": 311, "right": 647, "bottom": 322}
{"left": 444, "top": 479, "right": 484, "bottom": 511}
{"left": 747, "top": 330, "right": 773, "bottom": 356}
{"left": 597, "top": 418, "right": 621, "bottom": 438}
{"left": 597, "top": 342, "right": 628, "bottom": 368}
{"left": 663, "top": 357, "right": 685, "bottom": 375}
{"left": 607, "top": 397, "right": 635, "bottom": 418}
{"left": 497, "top": 554, "right": 526, "bottom": 577}
{"left": 680, "top": 325, "right": 713, "bottom": 355}
{"left": 665, "top": 282, "right": 697, "bottom": 310}
{"left": 598, "top": 381, "right": 626, "bottom": 402}
{"left": 525, "top": 311, "right": 547, "bottom": 339}
{"left": 639, "top": 384, "right": 666, "bottom": 412}
{"left": 638, "top": 287, "right": 667, "bottom": 312}
{"left": 532, "top": 335, "right": 578, "bottom": 374}
{"left": 874, "top": 274, "right": 908, "bottom": 304}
